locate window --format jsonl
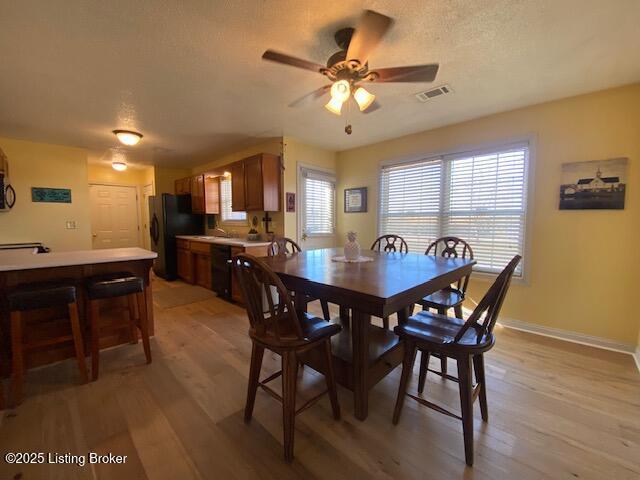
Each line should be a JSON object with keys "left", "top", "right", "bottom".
{"left": 379, "top": 142, "right": 528, "bottom": 276}
{"left": 301, "top": 168, "right": 335, "bottom": 236}
{"left": 220, "top": 177, "right": 247, "bottom": 224}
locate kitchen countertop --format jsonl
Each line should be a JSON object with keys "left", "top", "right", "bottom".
{"left": 0, "top": 247, "right": 157, "bottom": 272}
{"left": 176, "top": 235, "right": 272, "bottom": 248}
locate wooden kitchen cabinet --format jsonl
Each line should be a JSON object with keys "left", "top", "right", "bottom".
{"left": 204, "top": 176, "right": 220, "bottom": 215}
{"left": 194, "top": 252, "right": 212, "bottom": 289}
{"left": 231, "top": 160, "right": 246, "bottom": 211}
{"left": 177, "top": 243, "right": 194, "bottom": 283}
{"left": 175, "top": 177, "right": 191, "bottom": 195}
{"left": 191, "top": 174, "right": 205, "bottom": 214}
{"left": 230, "top": 246, "right": 244, "bottom": 303}
{"left": 231, "top": 153, "right": 281, "bottom": 212}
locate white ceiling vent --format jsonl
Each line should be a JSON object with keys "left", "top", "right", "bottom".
{"left": 415, "top": 85, "right": 452, "bottom": 102}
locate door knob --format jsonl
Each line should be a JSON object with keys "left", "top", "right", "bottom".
{"left": 92, "top": 233, "right": 97, "bottom": 238}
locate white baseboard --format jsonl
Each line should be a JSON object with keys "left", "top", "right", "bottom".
{"left": 496, "top": 317, "right": 638, "bottom": 364}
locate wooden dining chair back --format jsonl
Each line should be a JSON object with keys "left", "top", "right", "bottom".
{"left": 268, "top": 237, "right": 331, "bottom": 321}
{"left": 425, "top": 236, "right": 474, "bottom": 294}
{"left": 371, "top": 234, "right": 409, "bottom": 254}
{"left": 232, "top": 253, "right": 341, "bottom": 462}
{"left": 268, "top": 237, "right": 302, "bottom": 257}
{"left": 392, "top": 255, "right": 521, "bottom": 466}
{"left": 233, "top": 253, "right": 301, "bottom": 344}
{"left": 419, "top": 236, "right": 475, "bottom": 376}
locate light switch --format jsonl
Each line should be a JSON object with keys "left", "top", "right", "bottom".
{"left": 65, "top": 221, "right": 77, "bottom": 229}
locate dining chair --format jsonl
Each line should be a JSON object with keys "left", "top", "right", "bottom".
{"left": 418, "top": 236, "right": 474, "bottom": 381}
{"left": 371, "top": 234, "right": 409, "bottom": 254}
{"left": 392, "top": 255, "right": 521, "bottom": 467}
{"left": 268, "top": 237, "right": 331, "bottom": 321}
{"left": 232, "top": 253, "right": 341, "bottom": 463}
{"left": 371, "top": 234, "right": 409, "bottom": 329}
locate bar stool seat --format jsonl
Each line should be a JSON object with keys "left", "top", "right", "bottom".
{"left": 7, "top": 282, "right": 87, "bottom": 406}
{"left": 86, "top": 272, "right": 151, "bottom": 380}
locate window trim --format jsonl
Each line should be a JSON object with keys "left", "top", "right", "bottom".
{"left": 219, "top": 176, "right": 248, "bottom": 226}
{"left": 376, "top": 135, "right": 536, "bottom": 285}
{"left": 296, "top": 162, "right": 337, "bottom": 242}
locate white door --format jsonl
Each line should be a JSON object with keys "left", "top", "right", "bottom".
{"left": 142, "top": 183, "right": 153, "bottom": 250}
{"left": 89, "top": 184, "right": 140, "bottom": 249}
{"left": 298, "top": 165, "right": 336, "bottom": 250}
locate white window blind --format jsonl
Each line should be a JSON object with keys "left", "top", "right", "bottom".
{"left": 302, "top": 168, "right": 335, "bottom": 235}
{"left": 220, "top": 177, "right": 247, "bottom": 223}
{"left": 379, "top": 143, "right": 528, "bottom": 276}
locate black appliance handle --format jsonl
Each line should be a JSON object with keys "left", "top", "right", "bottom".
{"left": 150, "top": 214, "right": 160, "bottom": 244}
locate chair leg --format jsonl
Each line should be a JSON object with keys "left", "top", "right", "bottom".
{"left": 457, "top": 356, "right": 474, "bottom": 466}
{"left": 244, "top": 342, "right": 264, "bottom": 423}
{"left": 282, "top": 350, "right": 299, "bottom": 463}
{"left": 89, "top": 299, "right": 101, "bottom": 381}
{"left": 320, "top": 300, "right": 331, "bottom": 321}
{"left": 10, "top": 311, "right": 24, "bottom": 406}
{"left": 67, "top": 302, "right": 88, "bottom": 384}
{"left": 127, "top": 294, "right": 139, "bottom": 344}
{"left": 322, "top": 339, "right": 340, "bottom": 420}
{"left": 453, "top": 305, "right": 464, "bottom": 319}
{"left": 436, "top": 308, "right": 448, "bottom": 376}
{"left": 417, "top": 349, "right": 430, "bottom": 394}
{"left": 473, "top": 354, "right": 488, "bottom": 422}
{"left": 382, "top": 316, "right": 389, "bottom": 330}
{"left": 392, "top": 340, "right": 417, "bottom": 425}
{"left": 136, "top": 292, "right": 152, "bottom": 364}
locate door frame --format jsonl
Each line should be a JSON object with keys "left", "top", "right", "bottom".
{"left": 88, "top": 182, "right": 143, "bottom": 248}
{"left": 296, "top": 162, "right": 337, "bottom": 247}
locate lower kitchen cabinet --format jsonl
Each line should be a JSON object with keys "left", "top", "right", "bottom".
{"left": 177, "top": 245, "right": 194, "bottom": 283}
{"left": 194, "top": 252, "right": 212, "bottom": 289}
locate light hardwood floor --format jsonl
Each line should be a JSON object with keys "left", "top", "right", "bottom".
{"left": 1, "top": 277, "right": 639, "bottom": 479}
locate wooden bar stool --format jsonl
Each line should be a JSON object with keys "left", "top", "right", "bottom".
{"left": 232, "top": 253, "right": 342, "bottom": 463}
{"left": 86, "top": 272, "right": 151, "bottom": 380}
{"left": 7, "top": 282, "right": 88, "bottom": 406}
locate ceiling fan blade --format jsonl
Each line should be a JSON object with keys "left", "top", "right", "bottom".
{"left": 371, "top": 64, "right": 439, "bottom": 83}
{"left": 262, "top": 50, "right": 324, "bottom": 73}
{"left": 362, "top": 100, "right": 381, "bottom": 114}
{"left": 346, "top": 10, "right": 394, "bottom": 66}
{"left": 288, "top": 85, "right": 331, "bottom": 108}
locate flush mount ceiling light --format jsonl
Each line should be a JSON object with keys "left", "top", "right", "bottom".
{"left": 112, "top": 161, "right": 128, "bottom": 171}
{"left": 113, "top": 129, "right": 143, "bottom": 146}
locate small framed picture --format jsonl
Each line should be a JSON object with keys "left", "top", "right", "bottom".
{"left": 286, "top": 192, "right": 295, "bottom": 212}
{"left": 344, "top": 187, "right": 367, "bottom": 213}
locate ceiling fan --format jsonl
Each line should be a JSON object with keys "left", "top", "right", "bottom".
{"left": 262, "top": 9, "right": 439, "bottom": 123}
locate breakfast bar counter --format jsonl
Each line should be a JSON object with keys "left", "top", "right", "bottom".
{"left": 0, "top": 247, "right": 157, "bottom": 374}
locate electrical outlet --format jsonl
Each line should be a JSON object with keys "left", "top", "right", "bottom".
{"left": 65, "top": 221, "right": 77, "bottom": 229}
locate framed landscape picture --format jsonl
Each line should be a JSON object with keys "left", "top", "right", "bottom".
{"left": 344, "top": 187, "right": 367, "bottom": 213}
{"left": 559, "top": 158, "right": 627, "bottom": 210}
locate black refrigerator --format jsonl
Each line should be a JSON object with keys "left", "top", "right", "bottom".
{"left": 149, "top": 193, "right": 204, "bottom": 280}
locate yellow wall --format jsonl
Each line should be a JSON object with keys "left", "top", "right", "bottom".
{"left": 336, "top": 83, "right": 640, "bottom": 346}
{"left": 282, "top": 137, "right": 337, "bottom": 241}
{"left": 0, "top": 137, "right": 92, "bottom": 251}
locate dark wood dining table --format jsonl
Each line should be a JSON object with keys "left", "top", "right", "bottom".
{"left": 262, "top": 247, "right": 475, "bottom": 420}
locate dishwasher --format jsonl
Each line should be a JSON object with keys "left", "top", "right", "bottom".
{"left": 210, "top": 244, "right": 231, "bottom": 298}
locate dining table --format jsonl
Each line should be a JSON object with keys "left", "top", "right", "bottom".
{"left": 262, "top": 247, "right": 476, "bottom": 420}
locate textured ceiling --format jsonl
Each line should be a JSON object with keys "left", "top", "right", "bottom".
{"left": 0, "top": 0, "right": 639, "bottom": 168}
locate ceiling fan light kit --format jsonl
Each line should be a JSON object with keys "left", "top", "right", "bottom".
{"left": 262, "top": 9, "right": 440, "bottom": 133}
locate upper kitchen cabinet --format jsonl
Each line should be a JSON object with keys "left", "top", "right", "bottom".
{"left": 190, "top": 174, "right": 205, "bottom": 213}
{"left": 230, "top": 160, "right": 246, "bottom": 211}
{"left": 232, "top": 153, "right": 281, "bottom": 212}
{"left": 175, "top": 174, "right": 220, "bottom": 214}
{"left": 175, "top": 177, "right": 191, "bottom": 195}
{"left": 204, "top": 176, "right": 220, "bottom": 215}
